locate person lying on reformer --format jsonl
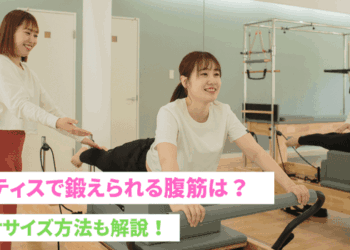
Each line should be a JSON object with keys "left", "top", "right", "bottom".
{"left": 71, "top": 51, "right": 311, "bottom": 228}
{"left": 285, "top": 117, "right": 350, "bottom": 153}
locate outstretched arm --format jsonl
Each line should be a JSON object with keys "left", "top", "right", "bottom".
{"left": 156, "top": 142, "right": 205, "bottom": 227}
{"left": 235, "top": 133, "right": 309, "bottom": 205}
{"left": 39, "top": 81, "right": 98, "bottom": 144}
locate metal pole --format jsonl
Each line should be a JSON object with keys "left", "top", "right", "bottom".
{"left": 344, "top": 35, "right": 348, "bottom": 115}
{"left": 280, "top": 29, "right": 344, "bottom": 36}
{"left": 89, "top": 134, "right": 95, "bottom": 172}
{"left": 271, "top": 19, "right": 276, "bottom": 160}
{"left": 245, "top": 19, "right": 274, "bottom": 26}
{"left": 275, "top": 19, "right": 350, "bottom": 31}
{"left": 243, "top": 25, "right": 247, "bottom": 168}
{"left": 248, "top": 24, "right": 344, "bottom": 36}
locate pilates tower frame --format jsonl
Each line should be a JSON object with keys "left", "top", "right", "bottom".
{"left": 242, "top": 18, "right": 350, "bottom": 161}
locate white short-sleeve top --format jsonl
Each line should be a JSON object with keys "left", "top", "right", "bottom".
{"left": 146, "top": 98, "right": 248, "bottom": 172}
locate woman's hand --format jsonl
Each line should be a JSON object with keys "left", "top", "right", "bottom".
{"left": 335, "top": 123, "right": 350, "bottom": 134}
{"left": 169, "top": 204, "right": 206, "bottom": 227}
{"left": 285, "top": 184, "right": 310, "bottom": 206}
{"left": 81, "top": 138, "right": 101, "bottom": 149}
{"left": 56, "top": 117, "right": 91, "bottom": 136}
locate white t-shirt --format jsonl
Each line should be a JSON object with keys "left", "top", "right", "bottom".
{"left": 0, "top": 54, "right": 84, "bottom": 142}
{"left": 146, "top": 98, "right": 248, "bottom": 172}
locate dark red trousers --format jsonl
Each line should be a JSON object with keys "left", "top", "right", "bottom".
{"left": 0, "top": 130, "right": 26, "bottom": 250}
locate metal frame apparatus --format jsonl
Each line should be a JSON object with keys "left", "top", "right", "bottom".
{"left": 242, "top": 18, "right": 350, "bottom": 160}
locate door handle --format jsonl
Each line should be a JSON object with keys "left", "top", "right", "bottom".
{"left": 126, "top": 97, "right": 136, "bottom": 101}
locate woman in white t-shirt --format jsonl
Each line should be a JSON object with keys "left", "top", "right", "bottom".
{"left": 0, "top": 10, "right": 100, "bottom": 249}
{"left": 72, "top": 51, "right": 310, "bottom": 228}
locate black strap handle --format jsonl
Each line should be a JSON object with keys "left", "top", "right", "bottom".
{"left": 247, "top": 68, "right": 267, "bottom": 80}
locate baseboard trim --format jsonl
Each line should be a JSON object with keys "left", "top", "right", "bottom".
{"left": 221, "top": 147, "right": 328, "bottom": 159}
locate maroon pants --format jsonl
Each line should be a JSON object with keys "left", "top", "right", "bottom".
{"left": 0, "top": 130, "right": 26, "bottom": 250}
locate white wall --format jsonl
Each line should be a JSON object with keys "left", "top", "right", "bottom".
{"left": 255, "top": 0, "right": 350, "bottom": 14}
{"left": 82, "top": 0, "right": 112, "bottom": 148}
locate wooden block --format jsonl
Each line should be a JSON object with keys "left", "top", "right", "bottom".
{"left": 45, "top": 31, "right": 51, "bottom": 38}
{"left": 279, "top": 162, "right": 317, "bottom": 178}
{"left": 276, "top": 122, "right": 344, "bottom": 137}
{"left": 112, "top": 36, "right": 117, "bottom": 42}
{"left": 246, "top": 122, "right": 271, "bottom": 136}
{"left": 247, "top": 121, "right": 344, "bottom": 138}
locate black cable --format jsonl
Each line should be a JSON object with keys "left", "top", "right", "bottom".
{"left": 40, "top": 144, "right": 61, "bottom": 250}
{"left": 61, "top": 204, "right": 73, "bottom": 213}
{"left": 276, "top": 136, "right": 288, "bottom": 174}
{"left": 276, "top": 131, "right": 320, "bottom": 183}
{"left": 278, "top": 133, "right": 317, "bottom": 169}
{"left": 49, "top": 147, "right": 57, "bottom": 172}
{"left": 39, "top": 148, "right": 44, "bottom": 172}
{"left": 247, "top": 130, "right": 258, "bottom": 143}
{"left": 40, "top": 145, "right": 82, "bottom": 213}
{"left": 40, "top": 143, "right": 83, "bottom": 250}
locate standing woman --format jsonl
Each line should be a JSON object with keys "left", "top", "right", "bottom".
{"left": 0, "top": 10, "right": 99, "bottom": 250}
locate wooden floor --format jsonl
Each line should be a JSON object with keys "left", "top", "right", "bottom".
{"left": 218, "top": 156, "right": 350, "bottom": 250}
{"left": 12, "top": 154, "right": 350, "bottom": 250}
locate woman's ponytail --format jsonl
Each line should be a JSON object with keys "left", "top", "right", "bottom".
{"left": 170, "top": 82, "right": 187, "bottom": 102}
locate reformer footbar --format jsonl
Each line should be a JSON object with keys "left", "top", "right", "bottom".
{"left": 89, "top": 190, "right": 325, "bottom": 250}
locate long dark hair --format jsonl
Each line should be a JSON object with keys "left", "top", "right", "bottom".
{"left": 170, "top": 51, "right": 222, "bottom": 102}
{"left": 0, "top": 10, "right": 39, "bottom": 62}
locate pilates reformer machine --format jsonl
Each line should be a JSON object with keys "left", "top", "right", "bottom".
{"left": 88, "top": 187, "right": 325, "bottom": 250}
{"left": 84, "top": 139, "right": 326, "bottom": 249}
{"left": 240, "top": 19, "right": 350, "bottom": 215}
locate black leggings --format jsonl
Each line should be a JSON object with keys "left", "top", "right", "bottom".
{"left": 80, "top": 138, "right": 155, "bottom": 172}
{"left": 298, "top": 132, "right": 350, "bottom": 153}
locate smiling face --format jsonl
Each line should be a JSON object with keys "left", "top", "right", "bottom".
{"left": 183, "top": 60, "right": 222, "bottom": 105}
{"left": 13, "top": 21, "right": 38, "bottom": 59}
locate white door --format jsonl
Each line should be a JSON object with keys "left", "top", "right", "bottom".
{"left": 111, "top": 17, "right": 139, "bottom": 148}
{"left": 19, "top": 9, "right": 77, "bottom": 172}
